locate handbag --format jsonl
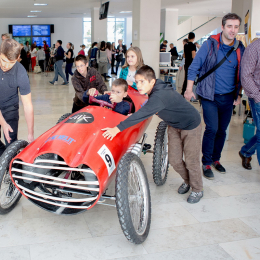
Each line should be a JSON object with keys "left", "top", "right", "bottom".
{"left": 34, "top": 65, "right": 42, "bottom": 73}
{"left": 116, "top": 54, "right": 123, "bottom": 62}
{"left": 191, "top": 40, "right": 239, "bottom": 101}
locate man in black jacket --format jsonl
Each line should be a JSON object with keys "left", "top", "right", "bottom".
{"left": 49, "top": 40, "right": 68, "bottom": 85}
{"left": 115, "top": 39, "right": 127, "bottom": 76}
{"left": 102, "top": 65, "right": 203, "bottom": 204}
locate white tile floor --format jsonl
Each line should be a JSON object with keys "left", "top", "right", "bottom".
{"left": 1, "top": 71, "right": 260, "bottom": 260}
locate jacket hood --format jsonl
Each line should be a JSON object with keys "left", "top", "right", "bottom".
{"left": 149, "top": 79, "right": 173, "bottom": 96}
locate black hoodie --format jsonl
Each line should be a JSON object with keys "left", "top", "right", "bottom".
{"left": 117, "top": 79, "right": 201, "bottom": 131}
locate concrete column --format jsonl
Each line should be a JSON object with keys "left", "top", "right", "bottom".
{"left": 161, "top": 9, "right": 179, "bottom": 49}
{"left": 132, "top": 0, "right": 161, "bottom": 77}
{"left": 91, "top": 7, "right": 107, "bottom": 43}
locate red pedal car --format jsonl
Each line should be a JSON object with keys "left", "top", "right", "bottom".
{"left": 0, "top": 86, "right": 169, "bottom": 244}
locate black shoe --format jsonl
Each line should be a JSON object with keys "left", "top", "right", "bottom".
{"left": 178, "top": 183, "right": 190, "bottom": 194}
{"left": 202, "top": 165, "right": 214, "bottom": 179}
{"left": 61, "top": 82, "right": 69, "bottom": 85}
{"left": 212, "top": 161, "right": 226, "bottom": 173}
{"left": 187, "top": 191, "right": 203, "bottom": 204}
{"left": 49, "top": 81, "right": 54, "bottom": 85}
{"left": 107, "top": 75, "right": 112, "bottom": 78}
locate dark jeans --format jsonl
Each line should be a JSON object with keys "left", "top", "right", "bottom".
{"left": 116, "top": 58, "right": 125, "bottom": 75}
{"left": 65, "top": 62, "right": 74, "bottom": 82}
{"left": 39, "top": 60, "right": 44, "bottom": 73}
{"left": 51, "top": 60, "right": 68, "bottom": 84}
{"left": 72, "top": 102, "right": 84, "bottom": 113}
{"left": 240, "top": 98, "right": 260, "bottom": 165}
{"left": 0, "top": 105, "right": 19, "bottom": 156}
{"left": 201, "top": 93, "right": 234, "bottom": 165}
{"left": 181, "top": 66, "right": 188, "bottom": 96}
{"left": 111, "top": 55, "right": 115, "bottom": 73}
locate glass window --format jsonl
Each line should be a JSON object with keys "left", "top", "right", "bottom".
{"left": 107, "top": 18, "right": 126, "bottom": 46}
{"left": 83, "top": 18, "right": 91, "bottom": 51}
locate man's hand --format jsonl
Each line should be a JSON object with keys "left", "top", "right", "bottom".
{"left": 3, "top": 123, "right": 13, "bottom": 143}
{"left": 233, "top": 96, "right": 241, "bottom": 106}
{"left": 184, "top": 89, "right": 196, "bottom": 101}
{"left": 179, "top": 66, "right": 182, "bottom": 71}
{"left": 102, "top": 127, "right": 120, "bottom": 140}
{"left": 28, "top": 133, "right": 34, "bottom": 143}
{"left": 88, "top": 88, "right": 98, "bottom": 96}
{"left": 109, "top": 94, "right": 121, "bottom": 103}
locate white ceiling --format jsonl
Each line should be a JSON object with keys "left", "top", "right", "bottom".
{"left": 0, "top": 0, "right": 232, "bottom": 18}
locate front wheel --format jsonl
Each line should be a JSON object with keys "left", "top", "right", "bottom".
{"left": 0, "top": 140, "right": 28, "bottom": 214}
{"left": 152, "top": 121, "right": 169, "bottom": 186}
{"left": 115, "top": 153, "right": 151, "bottom": 244}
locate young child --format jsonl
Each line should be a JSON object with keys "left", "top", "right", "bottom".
{"left": 102, "top": 65, "right": 203, "bottom": 204}
{"left": 119, "top": 47, "right": 144, "bottom": 90}
{"left": 83, "top": 78, "right": 130, "bottom": 116}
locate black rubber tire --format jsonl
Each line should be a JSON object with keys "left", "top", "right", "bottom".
{"left": 0, "top": 140, "right": 28, "bottom": 214}
{"left": 152, "top": 121, "right": 169, "bottom": 186}
{"left": 115, "top": 153, "right": 151, "bottom": 244}
{"left": 57, "top": 113, "right": 72, "bottom": 124}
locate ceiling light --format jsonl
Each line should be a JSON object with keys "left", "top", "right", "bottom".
{"left": 34, "top": 3, "right": 48, "bottom": 6}
{"left": 30, "top": 10, "right": 42, "bottom": 12}
{"left": 120, "top": 11, "right": 132, "bottom": 13}
{"left": 27, "top": 15, "right": 37, "bottom": 17}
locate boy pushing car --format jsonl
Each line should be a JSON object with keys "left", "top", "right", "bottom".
{"left": 102, "top": 65, "right": 203, "bottom": 203}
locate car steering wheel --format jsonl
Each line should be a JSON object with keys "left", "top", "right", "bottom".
{"left": 89, "top": 91, "right": 117, "bottom": 110}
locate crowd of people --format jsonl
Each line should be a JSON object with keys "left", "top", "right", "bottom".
{"left": 0, "top": 12, "right": 259, "bottom": 205}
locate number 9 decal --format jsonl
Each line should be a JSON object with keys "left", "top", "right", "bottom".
{"left": 98, "top": 145, "right": 116, "bottom": 176}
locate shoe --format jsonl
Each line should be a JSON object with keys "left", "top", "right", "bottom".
{"left": 111, "top": 72, "right": 116, "bottom": 75}
{"left": 61, "top": 82, "right": 69, "bottom": 85}
{"left": 49, "top": 81, "right": 54, "bottom": 85}
{"left": 233, "top": 110, "right": 236, "bottom": 115}
{"left": 239, "top": 151, "right": 252, "bottom": 170}
{"left": 187, "top": 191, "right": 203, "bottom": 204}
{"left": 107, "top": 75, "right": 112, "bottom": 78}
{"left": 202, "top": 165, "right": 214, "bottom": 179}
{"left": 178, "top": 182, "right": 190, "bottom": 194}
{"left": 212, "top": 161, "right": 226, "bottom": 173}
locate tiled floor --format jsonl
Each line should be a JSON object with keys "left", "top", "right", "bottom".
{"left": 1, "top": 71, "right": 259, "bottom": 260}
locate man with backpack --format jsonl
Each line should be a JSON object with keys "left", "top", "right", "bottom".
{"left": 184, "top": 13, "right": 245, "bottom": 179}
{"left": 49, "top": 40, "right": 68, "bottom": 85}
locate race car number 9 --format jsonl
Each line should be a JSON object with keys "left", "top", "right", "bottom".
{"left": 98, "top": 145, "right": 116, "bottom": 176}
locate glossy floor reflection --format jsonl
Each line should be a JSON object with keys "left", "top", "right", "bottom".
{"left": 1, "top": 71, "right": 260, "bottom": 260}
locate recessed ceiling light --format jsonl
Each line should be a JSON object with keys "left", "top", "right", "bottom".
{"left": 119, "top": 11, "right": 132, "bottom": 13}
{"left": 30, "top": 10, "right": 42, "bottom": 12}
{"left": 34, "top": 3, "right": 48, "bottom": 6}
{"left": 27, "top": 15, "right": 37, "bottom": 17}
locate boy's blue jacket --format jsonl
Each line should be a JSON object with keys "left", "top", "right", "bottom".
{"left": 188, "top": 33, "right": 245, "bottom": 101}
{"left": 119, "top": 67, "right": 137, "bottom": 90}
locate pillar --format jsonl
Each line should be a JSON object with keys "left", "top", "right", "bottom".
{"left": 132, "top": 0, "right": 161, "bottom": 77}
{"left": 161, "top": 9, "right": 179, "bottom": 49}
{"left": 91, "top": 7, "right": 107, "bottom": 43}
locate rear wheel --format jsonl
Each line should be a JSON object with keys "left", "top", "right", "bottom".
{"left": 115, "top": 153, "right": 151, "bottom": 244}
{"left": 57, "top": 113, "right": 72, "bottom": 124}
{"left": 0, "top": 140, "right": 28, "bottom": 214}
{"left": 152, "top": 121, "right": 169, "bottom": 186}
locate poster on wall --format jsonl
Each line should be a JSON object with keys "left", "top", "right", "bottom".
{"left": 244, "top": 10, "right": 251, "bottom": 47}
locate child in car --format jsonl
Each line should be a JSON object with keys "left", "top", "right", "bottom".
{"left": 83, "top": 78, "right": 130, "bottom": 115}
{"left": 102, "top": 65, "right": 203, "bottom": 204}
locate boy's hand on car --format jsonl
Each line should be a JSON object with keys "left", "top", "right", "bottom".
{"left": 184, "top": 89, "right": 196, "bottom": 101}
{"left": 102, "top": 127, "right": 120, "bottom": 140}
{"left": 109, "top": 94, "right": 121, "bottom": 103}
{"left": 88, "top": 88, "right": 98, "bottom": 96}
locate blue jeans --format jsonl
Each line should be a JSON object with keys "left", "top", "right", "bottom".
{"left": 201, "top": 93, "right": 234, "bottom": 165}
{"left": 51, "top": 60, "right": 67, "bottom": 84}
{"left": 65, "top": 62, "right": 73, "bottom": 82}
{"left": 240, "top": 98, "right": 260, "bottom": 165}
{"left": 116, "top": 58, "right": 125, "bottom": 75}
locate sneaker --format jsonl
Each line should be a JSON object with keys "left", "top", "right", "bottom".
{"left": 202, "top": 165, "right": 214, "bottom": 179}
{"left": 212, "top": 161, "right": 226, "bottom": 173}
{"left": 187, "top": 191, "right": 203, "bottom": 204}
{"left": 178, "top": 182, "right": 190, "bottom": 194}
{"left": 49, "top": 81, "right": 54, "bottom": 85}
{"left": 61, "top": 82, "right": 69, "bottom": 85}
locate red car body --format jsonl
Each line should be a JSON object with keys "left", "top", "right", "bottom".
{"left": 9, "top": 87, "right": 152, "bottom": 213}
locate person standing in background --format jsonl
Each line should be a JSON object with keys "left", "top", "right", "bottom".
{"left": 65, "top": 42, "right": 74, "bottom": 82}
{"left": 49, "top": 40, "right": 68, "bottom": 85}
{"left": 181, "top": 32, "right": 196, "bottom": 96}
{"left": 169, "top": 43, "right": 178, "bottom": 66}
{"left": 20, "top": 43, "right": 29, "bottom": 72}
{"left": 24, "top": 41, "right": 30, "bottom": 53}
{"left": 106, "top": 42, "right": 112, "bottom": 78}
{"left": 36, "top": 46, "right": 45, "bottom": 73}
{"left": 30, "top": 43, "right": 37, "bottom": 72}
{"left": 97, "top": 41, "right": 109, "bottom": 82}
{"left": 116, "top": 39, "right": 127, "bottom": 76}
{"left": 1, "top": 33, "right": 10, "bottom": 41}
{"left": 43, "top": 40, "right": 50, "bottom": 67}
{"left": 160, "top": 40, "right": 168, "bottom": 52}
{"left": 111, "top": 42, "right": 116, "bottom": 75}
{"left": 78, "top": 44, "right": 86, "bottom": 56}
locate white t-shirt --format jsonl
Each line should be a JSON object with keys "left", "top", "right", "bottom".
{"left": 127, "top": 69, "right": 136, "bottom": 83}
